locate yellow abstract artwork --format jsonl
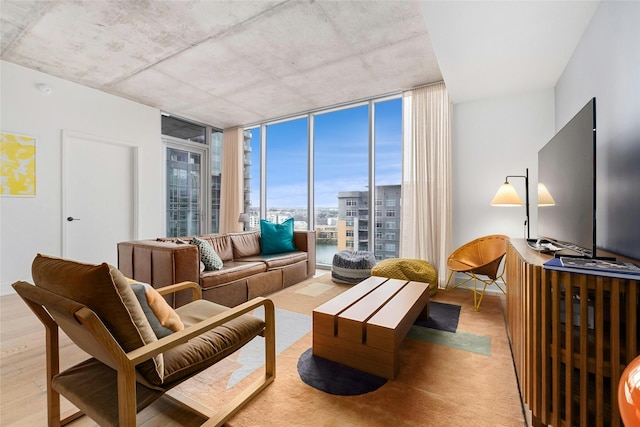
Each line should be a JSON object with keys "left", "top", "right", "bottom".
{"left": 1, "top": 132, "right": 36, "bottom": 196}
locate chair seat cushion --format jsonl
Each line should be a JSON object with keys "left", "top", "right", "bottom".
{"left": 52, "top": 358, "right": 163, "bottom": 427}
{"left": 162, "top": 299, "right": 265, "bottom": 385}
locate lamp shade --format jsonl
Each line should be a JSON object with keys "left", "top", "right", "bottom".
{"left": 537, "top": 183, "right": 556, "bottom": 206}
{"left": 491, "top": 183, "right": 523, "bottom": 206}
{"left": 238, "top": 213, "right": 249, "bottom": 223}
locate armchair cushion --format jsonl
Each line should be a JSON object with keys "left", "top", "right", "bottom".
{"left": 130, "top": 282, "right": 183, "bottom": 339}
{"left": 31, "top": 254, "right": 165, "bottom": 385}
{"left": 162, "top": 299, "right": 265, "bottom": 384}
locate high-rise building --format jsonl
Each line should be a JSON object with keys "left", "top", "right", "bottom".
{"left": 337, "top": 185, "right": 401, "bottom": 260}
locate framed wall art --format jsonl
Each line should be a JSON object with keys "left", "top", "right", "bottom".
{"left": 1, "top": 131, "right": 36, "bottom": 196}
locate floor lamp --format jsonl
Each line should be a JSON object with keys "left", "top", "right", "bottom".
{"left": 238, "top": 213, "right": 249, "bottom": 231}
{"left": 491, "top": 168, "right": 530, "bottom": 239}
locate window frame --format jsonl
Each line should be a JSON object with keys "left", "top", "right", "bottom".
{"left": 244, "top": 93, "right": 402, "bottom": 266}
{"left": 163, "top": 135, "right": 211, "bottom": 236}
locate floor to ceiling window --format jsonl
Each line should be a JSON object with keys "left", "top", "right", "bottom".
{"left": 373, "top": 98, "right": 403, "bottom": 260}
{"left": 211, "top": 130, "right": 223, "bottom": 233}
{"left": 247, "top": 126, "right": 261, "bottom": 231}
{"left": 162, "top": 114, "right": 221, "bottom": 237}
{"left": 245, "top": 95, "right": 402, "bottom": 267}
{"left": 166, "top": 147, "right": 204, "bottom": 237}
{"left": 266, "top": 117, "right": 309, "bottom": 227}
{"left": 314, "top": 105, "right": 369, "bottom": 264}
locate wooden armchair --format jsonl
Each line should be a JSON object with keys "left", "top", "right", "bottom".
{"left": 13, "top": 254, "right": 276, "bottom": 426}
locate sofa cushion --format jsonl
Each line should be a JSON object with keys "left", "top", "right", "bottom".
{"left": 31, "top": 254, "right": 164, "bottom": 385}
{"left": 191, "top": 237, "right": 223, "bottom": 270}
{"left": 230, "top": 232, "right": 261, "bottom": 259}
{"left": 240, "top": 251, "right": 308, "bottom": 270}
{"left": 199, "top": 261, "right": 266, "bottom": 289}
{"left": 260, "top": 218, "right": 296, "bottom": 255}
{"left": 200, "top": 234, "right": 234, "bottom": 262}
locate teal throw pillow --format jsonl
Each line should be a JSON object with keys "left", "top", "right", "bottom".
{"left": 191, "top": 237, "right": 223, "bottom": 270}
{"left": 260, "top": 218, "right": 296, "bottom": 255}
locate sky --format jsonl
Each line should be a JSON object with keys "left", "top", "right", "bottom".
{"left": 249, "top": 98, "right": 402, "bottom": 208}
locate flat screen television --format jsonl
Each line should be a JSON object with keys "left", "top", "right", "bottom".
{"left": 537, "top": 97, "right": 596, "bottom": 258}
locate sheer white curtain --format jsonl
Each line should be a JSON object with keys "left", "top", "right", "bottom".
{"left": 400, "top": 82, "right": 452, "bottom": 287}
{"left": 219, "top": 127, "right": 244, "bottom": 233}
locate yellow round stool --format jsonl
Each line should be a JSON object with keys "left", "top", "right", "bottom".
{"left": 371, "top": 258, "right": 438, "bottom": 296}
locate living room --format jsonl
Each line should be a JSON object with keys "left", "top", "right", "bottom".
{"left": 1, "top": 1, "right": 639, "bottom": 426}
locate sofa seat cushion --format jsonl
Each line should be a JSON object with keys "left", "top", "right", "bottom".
{"left": 240, "top": 251, "right": 308, "bottom": 270}
{"left": 199, "top": 261, "right": 266, "bottom": 289}
{"left": 163, "top": 299, "right": 265, "bottom": 385}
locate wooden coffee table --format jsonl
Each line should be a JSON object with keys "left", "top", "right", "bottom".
{"left": 312, "top": 276, "right": 430, "bottom": 380}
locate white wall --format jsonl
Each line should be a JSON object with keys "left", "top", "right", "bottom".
{"left": 451, "top": 89, "right": 555, "bottom": 250}
{"left": 0, "top": 61, "right": 163, "bottom": 295}
{"left": 554, "top": 1, "right": 640, "bottom": 260}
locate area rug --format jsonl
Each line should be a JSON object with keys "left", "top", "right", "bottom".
{"left": 168, "top": 273, "right": 525, "bottom": 427}
{"left": 415, "top": 301, "right": 461, "bottom": 333}
{"left": 297, "top": 348, "right": 387, "bottom": 395}
{"left": 296, "top": 300, "right": 463, "bottom": 396}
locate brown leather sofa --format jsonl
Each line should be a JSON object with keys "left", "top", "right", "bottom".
{"left": 118, "top": 230, "right": 316, "bottom": 307}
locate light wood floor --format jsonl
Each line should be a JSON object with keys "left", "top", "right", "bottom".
{"left": 0, "top": 293, "right": 206, "bottom": 426}
{"left": 1, "top": 282, "right": 522, "bottom": 427}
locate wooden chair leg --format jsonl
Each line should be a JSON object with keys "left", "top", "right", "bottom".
{"left": 117, "top": 366, "right": 138, "bottom": 426}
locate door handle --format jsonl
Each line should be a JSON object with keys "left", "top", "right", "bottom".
{"left": 67, "top": 217, "right": 80, "bottom": 222}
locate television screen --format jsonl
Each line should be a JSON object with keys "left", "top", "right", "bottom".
{"left": 538, "top": 98, "right": 596, "bottom": 257}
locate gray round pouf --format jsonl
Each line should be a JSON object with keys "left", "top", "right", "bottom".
{"left": 331, "top": 250, "right": 377, "bottom": 284}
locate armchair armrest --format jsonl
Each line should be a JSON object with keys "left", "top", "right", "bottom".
{"left": 126, "top": 297, "right": 275, "bottom": 364}
{"left": 156, "top": 281, "right": 202, "bottom": 302}
{"left": 73, "top": 296, "right": 276, "bottom": 426}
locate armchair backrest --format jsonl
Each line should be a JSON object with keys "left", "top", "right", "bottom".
{"left": 448, "top": 235, "right": 508, "bottom": 279}
{"left": 13, "top": 280, "right": 124, "bottom": 369}
{"left": 31, "top": 254, "right": 165, "bottom": 386}
{"left": 470, "top": 235, "right": 508, "bottom": 279}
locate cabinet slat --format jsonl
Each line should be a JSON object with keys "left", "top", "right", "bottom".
{"left": 505, "top": 239, "right": 640, "bottom": 427}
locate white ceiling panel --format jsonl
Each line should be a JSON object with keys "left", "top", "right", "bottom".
{"left": 420, "top": 1, "right": 599, "bottom": 103}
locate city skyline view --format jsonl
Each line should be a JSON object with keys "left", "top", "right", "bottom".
{"left": 247, "top": 98, "right": 402, "bottom": 209}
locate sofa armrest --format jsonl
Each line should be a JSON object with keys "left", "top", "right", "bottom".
{"left": 118, "top": 240, "right": 200, "bottom": 289}
{"left": 293, "top": 231, "right": 316, "bottom": 277}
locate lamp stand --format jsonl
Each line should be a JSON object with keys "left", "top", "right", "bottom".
{"left": 503, "top": 168, "right": 530, "bottom": 239}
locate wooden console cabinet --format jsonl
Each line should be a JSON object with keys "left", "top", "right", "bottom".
{"left": 506, "top": 239, "right": 639, "bottom": 427}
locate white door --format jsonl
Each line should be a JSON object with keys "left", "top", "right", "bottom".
{"left": 62, "top": 131, "right": 137, "bottom": 266}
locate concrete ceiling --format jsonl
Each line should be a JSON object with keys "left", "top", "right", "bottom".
{"left": 1, "top": 1, "right": 598, "bottom": 129}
